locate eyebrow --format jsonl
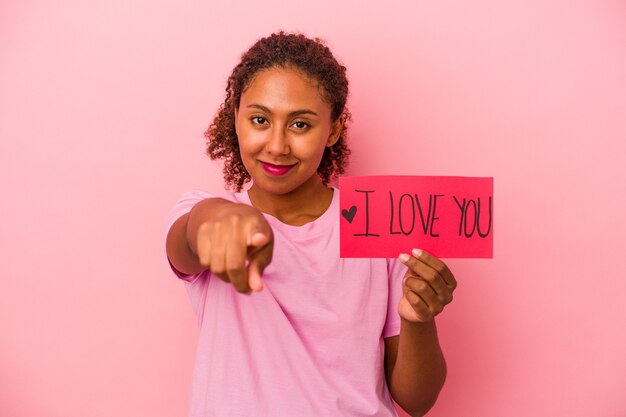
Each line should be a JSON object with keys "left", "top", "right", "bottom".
{"left": 246, "top": 103, "right": 319, "bottom": 117}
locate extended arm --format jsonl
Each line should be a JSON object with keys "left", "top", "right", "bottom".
{"left": 165, "top": 197, "right": 273, "bottom": 293}
{"left": 167, "top": 198, "right": 234, "bottom": 275}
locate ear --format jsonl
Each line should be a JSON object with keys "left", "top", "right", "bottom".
{"left": 326, "top": 113, "right": 345, "bottom": 147}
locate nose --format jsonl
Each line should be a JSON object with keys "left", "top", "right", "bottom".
{"left": 265, "top": 126, "right": 290, "bottom": 155}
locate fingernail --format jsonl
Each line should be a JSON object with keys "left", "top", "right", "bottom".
{"left": 398, "top": 253, "right": 410, "bottom": 263}
{"left": 412, "top": 248, "right": 422, "bottom": 258}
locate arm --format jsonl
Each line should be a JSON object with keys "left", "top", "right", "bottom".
{"left": 383, "top": 249, "right": 457, "bottom": 417}
{"left": 384, "top": 322, "right": 446, "bottom": 417}
{"left": 165, "top": 197, "right": 274, "bottom": 293}
{"left": 166, "top": 198, "right": 234, "bottom": 276}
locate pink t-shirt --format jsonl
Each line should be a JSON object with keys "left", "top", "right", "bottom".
{"left": 165, "top": 188, "right": 407, "bottom": 417}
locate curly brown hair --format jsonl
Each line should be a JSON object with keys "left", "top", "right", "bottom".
{"left": 204, "top": 31, "right": 352, "bottom": 191}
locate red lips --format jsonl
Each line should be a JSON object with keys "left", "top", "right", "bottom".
{"left": 260, "top": 161, "right": 296, "bottom": 176}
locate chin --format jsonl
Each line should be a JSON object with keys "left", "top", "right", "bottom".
{"left": 257, "top": 182, "right": 300, "bottom": 196}
{"left": 252, "top": 174, "right": 318, "bottom": 196}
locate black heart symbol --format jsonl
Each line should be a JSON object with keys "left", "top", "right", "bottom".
{"left": 342, "top": 206, "right": 357, "bottom": 223}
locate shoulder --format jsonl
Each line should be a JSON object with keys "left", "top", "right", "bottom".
{"left": 164, "top": 189, "right": 247, "bottom": 236}
{"left": 171, "top": 189, "right": 249, "bottom": 207}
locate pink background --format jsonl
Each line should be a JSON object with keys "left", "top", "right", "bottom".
{"left": 1, "top": 1, "right": 625, "bottom": 416}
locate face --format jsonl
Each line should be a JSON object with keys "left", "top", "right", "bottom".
{"left": 234, "top": 66, "right": 342, "bottom": 196}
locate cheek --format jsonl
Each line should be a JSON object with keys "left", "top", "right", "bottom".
{"left": 296, "top": 131, "right": 330, "bottom": 153}
{"left": 237, "top": 131, "right": 264, "bottom": 154}
{"left": 310, "top": 137, "right": 331, "bottom": 159}
{"left": 295, "top": 139, "right": 328, "bottom": 169}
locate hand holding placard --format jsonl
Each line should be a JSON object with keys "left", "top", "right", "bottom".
{"left": 398, "top": 248, "right": 457, "bottom": 322}
{"left": 339, "top": 176, "right": 494, "bottom": 258}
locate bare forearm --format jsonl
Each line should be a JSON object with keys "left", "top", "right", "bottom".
{"left": 389, "top": 318, "right": 446, "bottom": 417}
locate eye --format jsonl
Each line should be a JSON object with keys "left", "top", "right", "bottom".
{"left": 251, "top": 116, "right": 268, "bottom": 125}
{"left": 292, "top": 121, "right": 310, "bottom": 130}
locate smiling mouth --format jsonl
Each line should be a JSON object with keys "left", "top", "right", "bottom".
{"left": 260, "top": 161, "right": 297, "bottom": 176}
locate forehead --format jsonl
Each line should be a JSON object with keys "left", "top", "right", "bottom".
{"left": 240, "top": 67, "right": 330, "bottom": 115}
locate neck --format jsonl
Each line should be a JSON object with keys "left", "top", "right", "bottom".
{"left": 248, "top": 176, "right": 334, "bottom": 226}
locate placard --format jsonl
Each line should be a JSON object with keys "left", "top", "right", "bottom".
{"left": 339, "top": 176, "right": 493, "bottom": 258}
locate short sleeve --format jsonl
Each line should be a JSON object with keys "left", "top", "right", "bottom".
{"left": 164, "top": 189, "right": 216, "bottom": 283}
{"left": 383, "top": 258, "right": 407, "bottom": 338}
